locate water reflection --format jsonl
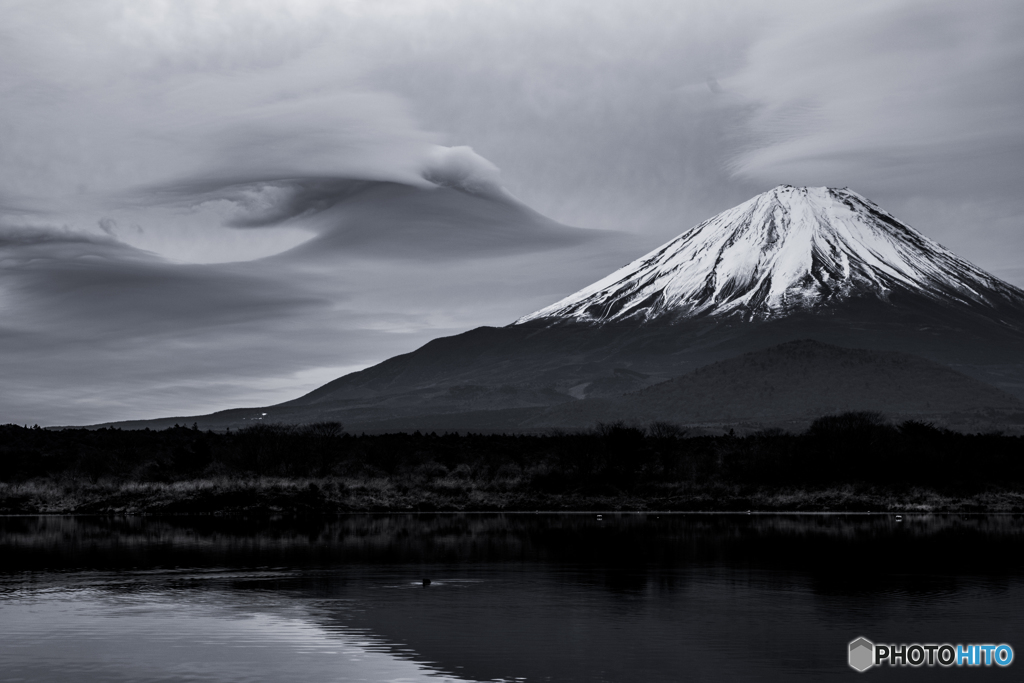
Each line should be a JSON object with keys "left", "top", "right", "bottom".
{"left": 1, "top": 514, "right": 1022, "bottom": 682}
{"left": 1, "top": 585, "right": 478, "bottom": 683}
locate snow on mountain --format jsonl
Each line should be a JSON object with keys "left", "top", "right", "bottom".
{"left": 516, "top": 185, "right": 1024, "bottom": 324}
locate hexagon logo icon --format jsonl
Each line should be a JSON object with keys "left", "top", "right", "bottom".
{"left": 849, "top": 637, "right": 874, "bottom": 672}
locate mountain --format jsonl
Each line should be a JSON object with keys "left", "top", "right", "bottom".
{"left": 517, "top": 185, "right": 1024, "bottom": 325}
{"left": 103, "top": 186, "right": 1024, "bottom": 432}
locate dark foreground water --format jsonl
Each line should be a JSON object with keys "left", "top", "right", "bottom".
{"left": 1, "top": 514, "right": 1022, "bottom": 682}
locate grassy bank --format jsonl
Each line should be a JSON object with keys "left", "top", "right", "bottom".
{"left": 2, "top": 477, "right": 1024, "bottom": 514}
{"left": 2, "top": 413, "right": 1022, "bottom": 513}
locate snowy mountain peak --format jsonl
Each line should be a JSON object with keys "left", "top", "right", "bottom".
{"left": 516, "top": 185, "right": 1024, "bottom": 324}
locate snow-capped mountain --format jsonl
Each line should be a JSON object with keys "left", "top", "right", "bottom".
{"left": 517, "top": 186, "right": 1024, "bottom": 324}
{"left": 116, "top": 185, "right": 1024, "bottom": 433}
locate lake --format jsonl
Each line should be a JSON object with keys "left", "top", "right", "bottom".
{"left": 1, "top": 513, "right": 1022, "bottom": 681}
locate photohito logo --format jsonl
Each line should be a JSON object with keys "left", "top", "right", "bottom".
{"left": 848, "top": 637, "right": 1014, "bottom": 672}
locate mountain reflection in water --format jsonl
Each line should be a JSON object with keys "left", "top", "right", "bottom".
{"left": 1, "top": 514, "right": 1022, "bottom": 682}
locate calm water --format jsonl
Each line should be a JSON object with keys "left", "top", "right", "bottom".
{"left": 1, "top": 514, "right": 1022, "bottom": 682}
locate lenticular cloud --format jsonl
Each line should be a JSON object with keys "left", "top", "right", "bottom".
{"left": 421, "top": 146, "right": 516, "bottom": 201}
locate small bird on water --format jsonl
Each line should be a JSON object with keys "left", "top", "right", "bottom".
{"left": 422, "top": 578, "right": 431, "bottom": 587}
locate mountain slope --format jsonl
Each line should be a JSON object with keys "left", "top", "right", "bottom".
{"left": 527, "top": 340, "right": 1024, "bottom": 432}
{"left": 102, "top": 185, "right": 1024, "bottom": 432}
{"left": 278, "top": 186, "right": 1024, "bottom": 413}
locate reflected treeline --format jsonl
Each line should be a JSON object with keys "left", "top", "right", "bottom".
{"left": 5, "top": 514, "right": 1024, "bottom": 683}
{"left": 3, "top": 514, "right": 1024, "bottom": 589}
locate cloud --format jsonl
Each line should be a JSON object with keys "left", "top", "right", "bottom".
{"left": 421, "top": 146, "right": 515, "bottom": 202}
{"left": 276, "top": 181, "right": 607, "bottom": 261}
{"left": 123, "top": 143, "right": 599, "bottom": 262}
{"left": 5, "top": 0, "right": 1024, "bottom": 427}
{"left": 727, "top": 0, "right": 1024, "bottom": 197}
{"left": 363, "top": 0, "right": 772, "bottom": 236}
{"left": 0, "top": 224, "right": 328, "bottom": 340}
{"left": 0, "top": 221, "right": 336, "bottom": 424}
{"left": 0, "top": 225, "right": 120, "bottom": 250}
{"left": 135, "top": 143, "right": 520, "bottom": 230}
{"left": 140, "top": 177, "right": 381, "bottom": 229}
{"left": 0, "top": 0, "right": 436, "bottom": 223}
{"left": 2, "top": 0, "right": 762, "bottom": 251}
{"left": 97, "top": 218, "right": 118, "bottom": 237}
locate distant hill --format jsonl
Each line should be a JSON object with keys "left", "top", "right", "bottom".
{"left": 102, "top": 340, "right": 1024, "bottom": 435}
{"left": 525, "top": 340, "right": 1024, "bottom": 433}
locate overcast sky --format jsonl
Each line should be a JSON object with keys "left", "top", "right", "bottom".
{"left": 3, "top": 0, "right": 1024, "bottom": 426}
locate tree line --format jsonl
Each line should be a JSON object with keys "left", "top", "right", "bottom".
{"left": 0, "top": 413, "right": 1021, "bottom": 493}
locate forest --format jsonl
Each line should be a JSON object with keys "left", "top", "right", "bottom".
{"left": 1, "top": 413, "right": 1022, "bottom": 514}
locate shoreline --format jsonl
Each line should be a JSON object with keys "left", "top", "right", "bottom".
{"left": 2, "top": 478, "right": 1022, "bottom": 515}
